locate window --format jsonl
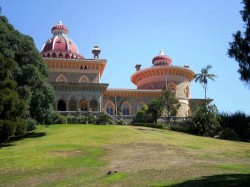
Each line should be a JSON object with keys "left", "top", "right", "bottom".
{"left": 79, "top": 75, "right": 89, "bottom": 83}
{"left": 122, "top": 103, "right": 130, "bottom": 115}
{"left": 106, "top": 103, "right": 114, "bottom": 115}
{"left": 56, "top": 74, "right": 67, "bottom": 83}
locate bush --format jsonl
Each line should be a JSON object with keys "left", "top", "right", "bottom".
{"left": 220, "top": 112, "right": 250, "bottom": 142}
{"left": 67, "top": 116, "right": 87, "bottom": 124}
{"left": 87, "top": 114, "right": 96, "bottom": 124}
{"left": 189, "top": 104, "right": 220, "bottom": 137}
{"left": 171, "top": 126, "right": 190, "bottom": 133}
{"left": 14, "top": 118, "right": 27, "bottom": 137}
{"left": 133, "top": 123, "right": 162, "bottom": 129}
{"left": 0, "top": 120, "right": 16, "bottom": 143}
{"left": 96, "top": 114, "right": 112, "bottom": 125}
{"left": 45, "top": 111, "right": 67, "bottom": 124}
{"left": 26, "top": 118, "right": 37, "bottom": 131}
{"left": 219, "top": 127, "right": 240, "bottom": 141}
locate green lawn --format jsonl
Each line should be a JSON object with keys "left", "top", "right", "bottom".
{"left": 0, "top": 124, "right": 250, "bottom": 187}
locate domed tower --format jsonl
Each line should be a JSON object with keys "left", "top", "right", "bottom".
{"left": 41, "top": 21, "right": 108, "bottom": 113}
{"left": 131, "top": 50, "right": 195, "bottom": 116}
{"left": 41, "top": 21, "right": 84, "bottom": 59}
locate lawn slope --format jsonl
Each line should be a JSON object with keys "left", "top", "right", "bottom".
{"left": 0, "top": 125, "right": 249, "bottom": 187}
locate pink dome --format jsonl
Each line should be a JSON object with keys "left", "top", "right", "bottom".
{"left": 152, "top": 50, "right": 172, "bottom": 66}
{"left": 41, "top": 21, "right": 84, "bottom": 59}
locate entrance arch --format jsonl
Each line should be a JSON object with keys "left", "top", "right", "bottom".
{"left": 80, "top": 100, "right": 88, "bottom": 111}
{"left": 57, "top": 99, "right": 66, "bottom": 111}
{"left": 90, "top": 99, "right": 98, "bottom": 111}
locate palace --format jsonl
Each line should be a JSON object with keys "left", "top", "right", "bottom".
{"left": 41, "top": 21, "right": 201, "bottom": 118}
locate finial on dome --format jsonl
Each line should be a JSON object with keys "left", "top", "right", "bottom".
{"left": 58, "top": 20, "right": 63, "bottom": 25}
{"left": 159, "top": 49, "right": 164, "bottom": 56}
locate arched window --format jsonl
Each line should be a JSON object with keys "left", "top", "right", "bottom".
{"left": 56, "top": 74, "right": 67, "bottom": 83}
{"left": 52, "top": 52, "right": 57, "bottom": 58}
{"left": 65, "top": 53, "right": 70, "bottom": 58}
{"left": 122, "top": 102, "right": 131, "bottom": 115}
{"left": 106, "top": 103, "right": 114, "bottom": 115}
{"left": 105, "top": 101, "right": 115, "bottom": 115}
{"left": 79, "top": 75, "right": 89, "bottom": 83}
{"left": 58, "top": 53, "right": 63, "bottom": 58}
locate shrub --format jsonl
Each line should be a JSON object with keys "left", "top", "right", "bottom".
{"left": 26, "top": 118, "right": 37, "bottom": 131}
{"left": 220, "top": 112, "right": 250, "bottom": 142}
{"left": 87, "top": 114, "right": 96, "bottom": 124}
{"left": 45, "top": 111, "right": 67, "bottom": 124}
{"left": 189, "top": 104, "right": 220, "bottom": 137}
{"left": 219, "top": 127, "right": 240, "bottom": 141}
{"left": 96, "top": 114, "right": 112, "bottom": 125}
{"left": 0, "top": 120, "right": 16, "bottom": 143}
{"left": 67, "top": 116, "right": 87, "bottom": 124}
{"left": 14, "top": 118, "right": 27, "bottom": 137}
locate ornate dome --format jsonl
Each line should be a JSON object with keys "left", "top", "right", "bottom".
{"left": 41, "top": 21, "right": 84, "bottom": 59}
{"left": 152, "top": 50, "right": 172, "bottom": 66}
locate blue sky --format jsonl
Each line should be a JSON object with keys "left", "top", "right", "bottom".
{"left": 2, "top": 0, "right": 250, "bottom": 114}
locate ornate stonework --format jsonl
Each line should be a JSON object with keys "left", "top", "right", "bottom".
{"left": 42, "top": 21, "right": 200, "bottom": 118}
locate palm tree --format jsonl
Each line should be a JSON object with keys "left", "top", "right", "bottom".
{"left": 194, "top": 65, "right": 217, "bottom": 100}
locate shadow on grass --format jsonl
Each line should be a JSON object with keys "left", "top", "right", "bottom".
{"left": 25, "top": 131, "right": 46, "bottom": 138}
{"left": 0, "top": 143, "right": 15, "bottom": 148}
{"left": 1, "top": 132, "right": 46, "bottom": 148}
{"left": 168, "top": 174, "right": 250, "bottom": 187}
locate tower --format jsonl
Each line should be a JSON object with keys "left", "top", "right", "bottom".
{"left": 92, "top": 44, "right": 101, "bottom": 59}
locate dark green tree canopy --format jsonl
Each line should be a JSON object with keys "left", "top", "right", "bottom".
{"left": 228, "top": 0, "right": 250, "bottom": 85}
{"left": 0, "top": 16, "right": 55, "bottom": 123}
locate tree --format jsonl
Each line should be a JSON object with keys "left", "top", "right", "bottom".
{"left": 147, "top": 98, "right": 164, "bottom": 124}
{"left": 160, "top": 87, "right": 180, "bottom": 130}
{"left": 194, "top": 65, "right": 217, "bottom": 100}
{"left": 190, "top": 104, "right": 220, "bottom": 137}
{"left": 228, "top": 0, "right": 250, "bottom": 85}
{"left": 135, "top": 105, "right": 150, "bottom": 123}
{"left": 0, "top": 16, "right": 55, "bottom": 124}
{"left": 0, "top": 54, "right": 27, "bottom": 142}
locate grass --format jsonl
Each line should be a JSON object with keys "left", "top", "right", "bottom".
{"left": 0, "top": 124, "right": 250, "bottom": 186}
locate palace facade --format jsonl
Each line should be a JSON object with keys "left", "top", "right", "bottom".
{"left": 41, "top": 21, "right": 199, "bottom": 117}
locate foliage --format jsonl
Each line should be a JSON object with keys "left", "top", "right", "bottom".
{"left": 0, "top": 54, "right": 28, "bottom": 143}
{"left": 194, "top": 65, "right": 217, "bottom": 100}
{"left": 147, "top": 98, "right": 164, "bottom": 124}
{"left": 14, "top": 118, "right": 27, "bottom": 137}
{"left": 219, "top": 112, "right": 250, "bottom": 141}
{"left": 228, "top": 0, "right": 250, "bottom": 85}
{"left": 66, "top": 116, "right": 87, "bottom": 124}
{"left": 190, "top": 104, "right": 220, "bottom": 136}
{"left": 0, "top": 16, "right": 55, "bottom": 124}
{"left": 96, "top": 113, "right": 112, "bottom": 125}
{"left": 219, "top": 127, "right": 240, "bottom": 141}
{"left": 26, "top": 118, "right": 37, "bottom": 131}
{"left": 160, "top": 87, "right": 180, "bottom": 130}
{"left": 0, "top": 120, "right": 16, "bottom": 142}
{"left": 135, "top": 105, "right": 153, "bottom": 123}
